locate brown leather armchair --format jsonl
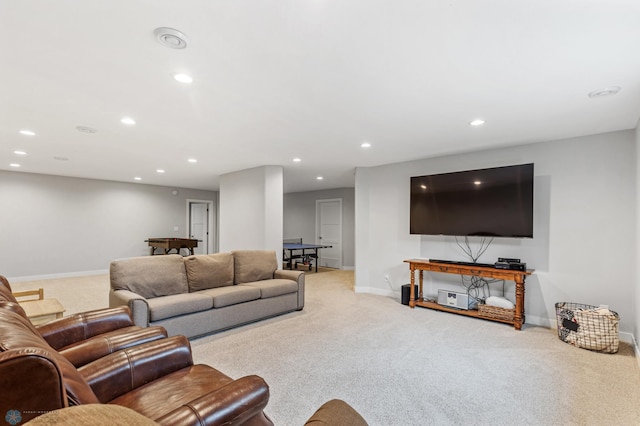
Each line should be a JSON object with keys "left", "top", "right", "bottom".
{"left": 1, "top": 275, "right": 168, "bottom": 367}
{"left": 0, "top": 304, "right": 272, "bottom": 425}
{"left": 24, "top": 399, "right": 369, "bottom": 426}
{"left": 0, "top": 275, "right": 273, "bottom": 425}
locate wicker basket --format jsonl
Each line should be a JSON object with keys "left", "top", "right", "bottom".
{"left": 555, "top": 302, "right": 619, "bottom": 353}
{"left": 478, "top": 303, "right": 515, "bottom": 322}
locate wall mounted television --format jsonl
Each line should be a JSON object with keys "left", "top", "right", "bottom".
{"left": 410, "top": 163, "right": 534, "bottom": 238}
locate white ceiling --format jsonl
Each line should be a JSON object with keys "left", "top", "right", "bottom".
{"left": 2, "top": 1, "right": 639, "bottom": 193}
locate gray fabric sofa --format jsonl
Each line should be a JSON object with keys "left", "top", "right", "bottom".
{"left": 109, "top": 250, "right": 304, "bottom": 338}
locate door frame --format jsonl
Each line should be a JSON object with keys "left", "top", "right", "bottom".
{"left": 315, "top": 198, "right": 342, "bottom": 269}
{"left": 186, "top": 199, "right": 216, "bottom": 254}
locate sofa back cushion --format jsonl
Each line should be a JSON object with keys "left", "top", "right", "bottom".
{"left": 184, "top": 253, "right": 234, "bottom": 291}
{"left": 232, "top": 250, "right": 278, "bottom": 284}
{"left": 110, "top": 255, "right": 188, "bottom": 299}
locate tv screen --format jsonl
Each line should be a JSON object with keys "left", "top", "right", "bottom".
{"left": 410, "top": 163, "right": 534, "bottom": 238}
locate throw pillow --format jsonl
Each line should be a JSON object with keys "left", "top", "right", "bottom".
{"left": 184, "top": 253, "right": 234, "bottom": 291}
{"left": 232, "top": 250, "right": 278, "bottom": 284}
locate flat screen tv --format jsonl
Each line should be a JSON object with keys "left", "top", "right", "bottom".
{"left": 410, "top": 163, "right": 534, "bottom": 238}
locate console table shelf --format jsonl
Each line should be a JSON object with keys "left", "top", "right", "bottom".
{"left": 404, "top": 259, "right": 533, "bottom": 330}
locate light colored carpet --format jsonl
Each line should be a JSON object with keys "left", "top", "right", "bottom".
{"left": 12, "top": 270, "right": 640, "bottom": 425}
{"left": 190, "top": 270, "right": 640, "bottom": 426}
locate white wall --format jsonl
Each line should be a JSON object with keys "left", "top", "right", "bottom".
{"left": 219, "top": 166, "right": 284, "bottom": 261}
{"left": 0, "top": 171, "right": 217, "bottom": 279}
{"left": 355, "top": 130, "right": 636, "bottom": 333}
{"left": 284, "top": 188, "right": 355, "bottom": 268}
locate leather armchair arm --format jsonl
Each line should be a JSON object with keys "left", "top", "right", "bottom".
{"left": 59, "top": 326, "right": 168, "bottom": 368}
{"left": 79, "top": 335, "right": 193, "bottom": 403}
{"left": 304, "top": 399, "right": 368, "bottom": 426}
{"left": 154, "top": 375, "right": 272, "bottom": 426}
{"left": 0, "top": 348, "right": 67, "bottom": 422}
{"left": 37, "top": 307, "right": 134, "bottom": 350}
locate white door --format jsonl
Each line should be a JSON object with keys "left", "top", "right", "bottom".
{"left": 189, "top": 202, "right": 209, "bottom": 254}
{"left": 316, "top": 199, "right": 342, "bottom": 269}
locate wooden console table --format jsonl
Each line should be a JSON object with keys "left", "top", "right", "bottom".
{"left": 404, "top": 259, "right": 533, "bottom": 330}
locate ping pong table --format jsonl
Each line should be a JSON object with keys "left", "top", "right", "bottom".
{"left": 283, "top": 240, "right": 332, "bottom": 272}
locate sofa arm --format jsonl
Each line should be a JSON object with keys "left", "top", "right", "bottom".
{"left": 0, "top": 348, "right": 67, "bottom": 422}
{"left": 37, "top": 307, "right": 134, "bottom": 350}
{"left": 154, "top": 375, "right": 272, "bottom": 426}
{"left": 274, "top": 269, "right": 305, "bottom": 310}
{"left": 59, "top": 326, "right": 168, "bottom": 368}
{"left": 109, "top": 289, "right": 150, "bottom": 327}
{"left": 80, "top": 335, "right": 193, "bottom": 403}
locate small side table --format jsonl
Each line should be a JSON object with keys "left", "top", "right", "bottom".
{"left": 13, "top": 288, "right": 66, "bottom": 325}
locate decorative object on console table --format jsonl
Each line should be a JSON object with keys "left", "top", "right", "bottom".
{"left": 478, "top": 304, "right": 515, "bottom": 322}
{"left": 403, "top": 259, "right": 533, "bottom": 330}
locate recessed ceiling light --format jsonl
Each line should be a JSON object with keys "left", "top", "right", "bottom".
{"left": 156, "top": 169, "right": 165, "bottom": 174}
{"left": 172, "top": 73, "right": 193, "bottom": 84}
{"left": 420, "top": 184, "right": 427, "bottom": 190}
{"left": 13, "top": 150, "right": 27, "bottom": 155}
{"left": 588, "top": 86, "right": 621, "bottom": 98}
{"left": 9, "top": 163, "right": 20, "bottom": 168}
{"left": 474, "top": 180, "right": 482, "bottom": 185}
{"left": 187, "top": 158, "right": 197, "bottom": 163}
{"left": 76, "top": 125, "right": 97, "bottom": 133}
{"left": 134, "top": 177, "right": 142, "bottom": 181}
{"left": 19, "top": 130, "right": 35, "bottom": 136}
{"left": 121, "top": 117, "right": 136, "bottom": 125}
{"left": 154, "top": 27, "right": 189, "bottom": 49}
{"left": 470, "top": 119, "right": 485, "bottom": 126}
{"left": 293, "top": 158, "right": 301, "bottom": 163}
{"left": 361, "top": 142, "right": 372, "bottom": 148}
{"left": 316, "top": 176, "right": 324, "bottom": 180}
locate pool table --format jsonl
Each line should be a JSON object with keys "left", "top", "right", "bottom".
{"left": 145, "top": 238, "right": 198, "bottom": 256}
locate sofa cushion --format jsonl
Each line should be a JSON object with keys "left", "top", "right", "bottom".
{"left": 239, "top": 279, "right": 298, "bottom": 299}
{"left": 198, "top": 286, "right": 261, "bottom": 308}
{"left": 147, "top": 293, "right": 214, "bottom": 322}
{"left": 110, "top": 255, "right": 188, "bottom": 299}
{"left": 184, "top": 253, "right": 234, "bottom": 292}
{"left": 232, "top": 250, "right": 278, "bottom": 285}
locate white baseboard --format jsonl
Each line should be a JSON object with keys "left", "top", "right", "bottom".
{"left": 355, "top": 289, "right": 640, "bottom": 358}
{"left": 8, "top": 269, "right": 108, "bottom": 282}
{"left": 355, "top": 286, "right": 394, "bottom": 297}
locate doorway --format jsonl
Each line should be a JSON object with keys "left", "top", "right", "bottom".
{"left": 187, "top": 199, "right": 215, "bottom": 254}
{"left": 316, "top": 198, "right": 342, "bottom": 269}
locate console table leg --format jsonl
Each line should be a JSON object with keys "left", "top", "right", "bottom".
{"left": 409, "top": 267, "right": 416, "bottom": 308}
{"left": 514, "top": 277, "right": 525, "bottom": 330}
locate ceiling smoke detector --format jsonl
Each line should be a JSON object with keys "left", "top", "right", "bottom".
{"left": 76, "top": 125, "right": 97, "bottom": 134}
{"left": 154, "top": 27, "right": 189, "bottom": 49}
{"left": 588, "top": 86, "right": 621, "bottom": 98}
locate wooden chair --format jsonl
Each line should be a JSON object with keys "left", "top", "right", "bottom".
{"left": 13, "top": 288, "right": 65, "bottom": 325}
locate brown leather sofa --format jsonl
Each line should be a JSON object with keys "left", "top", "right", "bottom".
{"left": 1, "top": 275, "right": 369, "bottom": 425}
{"left": 1, "top": 275, "right": 168, "bottom": 368}
{"left": 0, "top": 275, "right": 272, "bottom": 425}
{"left": 24, "top": 399, "right": 369, "bottom": 426}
